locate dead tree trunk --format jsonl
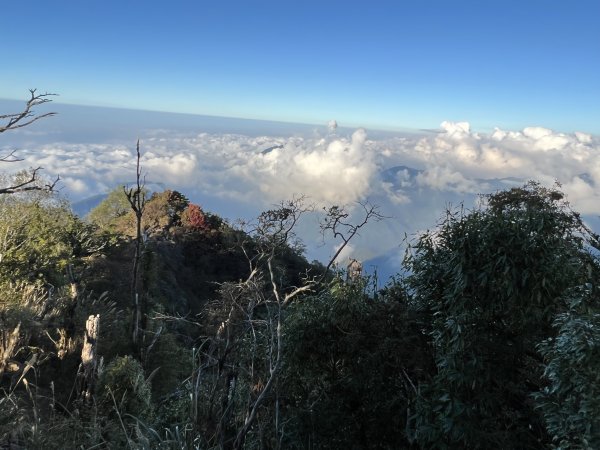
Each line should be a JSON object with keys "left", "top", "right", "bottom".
{"left": 124, "top": 140, "right": 145, "bottom": 349}
{"left": 79, "top": 314, "right": 100, "bottom": 400}
{"left": 67, "top": 263, "right": 79, "bottom": 300}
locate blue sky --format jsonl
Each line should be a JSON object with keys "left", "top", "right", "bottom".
{"left": 1, "top": 0, "right": 599, "bottom": 133}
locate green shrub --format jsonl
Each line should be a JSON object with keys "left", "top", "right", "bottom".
{"left": 97, "top": 355, "right": 153, "bottom": 420}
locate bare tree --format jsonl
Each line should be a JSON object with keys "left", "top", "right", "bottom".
{"left": 152, "top": 197, "right": 384, "bottom": 448}
{"left": 230, "top": 199, "right": 385, "bottom": 448}
{"left": 0, "top": 89, "right": 59, "bottom": 194}
{"left": 124, "top": 140, "right": 146, "bottom": 348}
{"left": 231, "top": 199, "right": 316, "bottom": 449}
{"left": 172, "top": 198, "right": 315, "bottom": 449}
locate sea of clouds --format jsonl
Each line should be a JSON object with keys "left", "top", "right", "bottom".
{"left": 2, "top": 103, "right": 599, "bottom": 280}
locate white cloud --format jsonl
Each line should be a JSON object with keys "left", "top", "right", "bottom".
{"left": 62, "top": 177, "right": 88, "bottom": 193}
{"left": 382, "top": 182, "right": 411, "bottom": 205}
{"left": 3, "top": 128, "right": 381, "bottom": 207}
{"left": 222, "top": 128, "right": 377, "bottom": 205}
{"left": 416, "top": 166, "right": 483, "bottom": 193}
{"left": 331, "top": 242, "right": 355, "bottom": 266}
{"left": 575, "top": 132, "right": 592, "bottom": 144}
{"left": 4, "top": 122, "right": 600, "bottom": 215}
{"left": 379, "top": 122, "right": 599, "bottom": 194}
{"left": 143, "top": 152, "right": 198, "bottom": 184}
{"left": 522, "top": 126, "right": 553, "bottom": 140}
{"left": 440, "top": 121, "right": 472, "bottom": 137}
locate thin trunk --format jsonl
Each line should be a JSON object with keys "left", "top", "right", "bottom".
{"left": 125, "top": 140, "right": 145, "bottom": 348}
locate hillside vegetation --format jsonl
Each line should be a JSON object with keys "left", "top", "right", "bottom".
{"left": 2, "top": 96, "right": 600, "bottom": 449}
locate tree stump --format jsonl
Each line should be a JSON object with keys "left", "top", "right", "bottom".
{"left": 79, "top": 314, "right": 100, "bottom": 400}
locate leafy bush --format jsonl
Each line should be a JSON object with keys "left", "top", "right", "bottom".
{"left": 0, "top": 193, "right": 106, "bottom": 286}
{"left": 181, "top": 203, "right": 208, "bottom": 230}
{"left": 97, "top": 355, "right": 153, "bottom": 420}
{"left": 406, "top": 182, "right": 596, "bottom": 448}
{"left": 282, "top": 281, "right": 433, "bottom": 448}
{"left": 534, "top": 285, "right": 600, "bottom": 449}
{"left": 87, "top": 186, "right": 134, "bottom": 232}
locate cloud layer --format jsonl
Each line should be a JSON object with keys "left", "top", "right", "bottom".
{"left": 2, "top": 120, "right": 600, "bottom": 275}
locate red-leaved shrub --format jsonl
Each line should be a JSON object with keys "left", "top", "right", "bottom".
{"left": 181, "top": 203, "right": 207, "bottom": 230}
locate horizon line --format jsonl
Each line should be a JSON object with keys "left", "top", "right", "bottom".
{"left": 1, "top": 96, "right": 598, "bottom": 137}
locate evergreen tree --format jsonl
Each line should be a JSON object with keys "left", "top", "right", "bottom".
{"left": 406, "top": 182, "right": 598, "bottom": 448}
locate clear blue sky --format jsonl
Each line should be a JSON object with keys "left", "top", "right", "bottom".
{"left": 1, "top": 0, "right": 599, "bottom": 133}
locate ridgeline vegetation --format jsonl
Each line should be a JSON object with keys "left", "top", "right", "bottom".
{"left": 2, "top": 94, "right": 600, "bottom": 449}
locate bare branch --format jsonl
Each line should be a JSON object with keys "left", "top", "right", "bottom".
{"left": 321, "top": 200, "right": 386, "bottom": 275}
{"left": 282, "top": 283, "right": 314, "bottom": 306}
{"left": 234, "top": 258, "right": 284, "bottom": 450}
{"left": 0, "top": 89, "right": 57, "bottom": 134}
{"left": 254, "top": 196, "right": 313, "bottom": 253}
{"left": 1, "top": 90, "right": 58, "bottom": 195}
{"left": 0, "top": 168, "right": 60, "bottom": 194}
{"left": 0, "top": 150, "right": 23, "bottom": 163}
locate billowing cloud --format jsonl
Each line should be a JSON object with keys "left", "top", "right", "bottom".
{"left": 412, "top": 122, "right": 599, "bottom": 213}
{"left": 416, "top": 166, "right": 483, "bottom": 193}
{"left": 1, "top": 127, "right": 378, "bottom": 205}
{"left": 143, "top": 152, "right": 198, "bottom": 184}
{"left": 236, "top": 128, "right": 376, "bottom": 205}
{"left": 62, "top": 177, "right": 88, "bottom": 193}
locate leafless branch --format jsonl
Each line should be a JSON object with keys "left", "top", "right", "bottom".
{"left": 321, "top": 200, "right": 386, "bottom": 274}
{"left": 0, "top": 89, "right": 57, "bottom": 134}
{"left": 0, "top": 150, "right": 22, "bottom": 163}
{"left": 233, "top": 257, "right": 283, "bottom": 449}
{"left": 0, "top": 168, "right": 60, "bottom": 194}
{"left": 1, "top": 90, "right": 58, "bottom": 195}
{"left": 254, "top": 196, "right": 313, "bottom": 253}
{"left": 282, "top": 283, "right": 314, "bottom": 306}
{"left": 150, "top": 198, "right": 317, "bottom": 447}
